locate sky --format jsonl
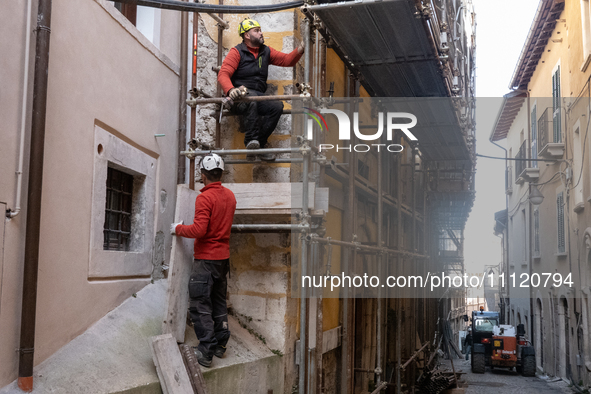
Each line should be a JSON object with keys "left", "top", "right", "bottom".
{"left": 463, "top": 0, "right": 539, "bottom": 287}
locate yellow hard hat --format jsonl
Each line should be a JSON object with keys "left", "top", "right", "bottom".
{"left": 238, "top": 19, "right": 260, "bottom": 36}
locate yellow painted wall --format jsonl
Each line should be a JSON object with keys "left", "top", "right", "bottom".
{"left": 528, "top": 12, "right": 569, "bottom": 98}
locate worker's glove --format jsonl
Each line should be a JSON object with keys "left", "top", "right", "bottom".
{"left": 297, "top": 41, "right": 305, "bottom": 54}
{"left": 228, "top": 88, "right": 241, "bottom": 100}
{"left": 170, "top": 221, "right": 183, "bottom": 235}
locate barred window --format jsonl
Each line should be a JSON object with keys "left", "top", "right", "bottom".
{"left": 104, "top": 167, "right": 133, "bottom": 251}
{"left": 557, "top": 192, "right": 565, "bottom": 254}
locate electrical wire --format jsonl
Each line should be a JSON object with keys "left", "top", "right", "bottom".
{"left": 108, "top": 0, "right": 305, "bottom": 13}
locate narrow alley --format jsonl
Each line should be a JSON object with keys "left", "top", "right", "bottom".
{"left": 440, "top": 358, "right": 573, "bottom": 394}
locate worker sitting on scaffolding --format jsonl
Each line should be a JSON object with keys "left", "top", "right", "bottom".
{"left": 218, "top": 18, "right": 304, "bottom": 161}
{"left": 171, "top": 153, "right": 237, "bottom": 367}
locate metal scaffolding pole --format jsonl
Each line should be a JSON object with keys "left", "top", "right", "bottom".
{"left": 298, "top": 18, "right": 311, "bottom": 394}
{"left": 187, "top": 94, "right": 308, "bottom": 106}
{"left": 189, "top": 13, "right": 198, "bottom": 190}
{"left": 299, "top": 146, "right": 311, "bottom": 394}
{"left": 231, "top": 224, "right": 309, "bottom": 233}
{"left": 396, "top": 151, "right": 402, "bottom": 394}
{"left": 181, "top": 146, "right": 308, "bottom": 157}
{"left": 376, "top": 140, "right": 384, "bottom": 388}
{"left": 214, "top": 0, "right": 224, "bottom": 147}
{"left": 315, "top": 37, "right": 327, "bottom": 394}
{"left": 312, "top": 237, "right": 428, "bottom": 258}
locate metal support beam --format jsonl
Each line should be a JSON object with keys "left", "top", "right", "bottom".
{"left": 187, "top": 94, "right": 308, "bottom": 106}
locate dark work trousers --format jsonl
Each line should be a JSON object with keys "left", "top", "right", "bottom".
{"left": 231, "top": 88, "right": 284, "bottom": 147}
{"left": 188, "top": 259, "right": 230, "bottom": 358}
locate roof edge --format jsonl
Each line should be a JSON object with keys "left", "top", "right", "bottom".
{"left": 509, "top": 0, "right": 547, "bottom": 90}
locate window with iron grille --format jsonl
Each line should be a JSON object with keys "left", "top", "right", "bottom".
{"left": 104, "top": 167, "right": 133, "bottom": 251}
{"left": 557, "top": 192, "right": 565, "bottom": 254}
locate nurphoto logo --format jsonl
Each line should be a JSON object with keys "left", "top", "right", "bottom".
{"left": 304, "top": 107, "right": 418, "bottom": 153}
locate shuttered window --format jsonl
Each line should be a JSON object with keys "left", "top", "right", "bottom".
{"left": 534, "top": 209, "right": 540, "bottom": 256}
{"left": 552, "top": 66, "right": 562, "bottom": 143}
{"left": 531, "top": 106, "right": 538, "bottom": 168}
{"left": 557, "top": 192, "right": 565, "bottom": 254}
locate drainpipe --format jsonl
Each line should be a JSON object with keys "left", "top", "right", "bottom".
{"left": 6, "top": 0, "right": 34, "bottom": 219}
{"left": 526, "top": 93, "right": 535, "bottom": 349}
{"left": 18, "top": 0, "right": 52, "bottom": 391}
{"left": 490, "top": 133, "right": 508, "bottom": 322}
{"left": 177, "top": 2, "right": 188, "bottom": 184}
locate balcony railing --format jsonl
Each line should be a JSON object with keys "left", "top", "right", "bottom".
{"left": 537, "top": 107, "right": 564, "bottom": 158}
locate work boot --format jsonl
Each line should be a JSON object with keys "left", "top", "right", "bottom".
{"left": 258, "top": 143, "right": 276, "bottom": 161}
{"left": 193, "top": 347, "right": 212, "bottom": 368}
{"left": 213, "top": 345, "right": 226, "bottom": 359}
{"left": 246, "top": 140, "right": 260, "bottom": 161}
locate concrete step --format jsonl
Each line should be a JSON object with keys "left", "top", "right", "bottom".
{"left": 183, "top": 314, "right": 284, "bottom": 393}
{"left": 0, "top": 279, "right": 284, "bottom": 394}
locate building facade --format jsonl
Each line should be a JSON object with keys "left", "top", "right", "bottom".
{"left": 0, "top": 0, "right": 183, "bottom": 388}
{"left": 1, "top": 0, "right": 476, "bottom": 392}
{"left": 491, "top": 0, "right": 591, "bottom": 385}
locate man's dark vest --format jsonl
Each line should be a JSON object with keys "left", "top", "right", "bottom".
{"left": 231, "top": 42, "right": 270, "bottom": 93}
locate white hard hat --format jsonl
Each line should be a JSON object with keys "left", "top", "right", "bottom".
{"left": 199, "top": 153, "right": 224, "bottom": 171}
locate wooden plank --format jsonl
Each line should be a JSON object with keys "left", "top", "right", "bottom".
{"left": 322, "top": 326, "right": 341, "bottom": 354}
{"left": 314, "top": 187, "right": 329, "bottom": 212}
{"left": 150, "top": 334, "right": 194, "bottom": 394}
{"left": 180, "top": 344, "right": 209, "bottom": 394}
{"left": 224, "top": 183, "right": 315, "bottom": 210}
{"left": 163, "top": 185, "right": 199, "bottom": 342}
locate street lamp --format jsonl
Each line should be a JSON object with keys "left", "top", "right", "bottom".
{"left": 529, "top": 185, "right": 544, "bottom": 206}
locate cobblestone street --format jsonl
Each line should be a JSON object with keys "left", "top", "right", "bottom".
{"left": 441, "top": 358, "right": 574, "bottom": 394}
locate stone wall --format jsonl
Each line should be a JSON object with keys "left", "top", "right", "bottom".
{"left": 192, "top": 9, "right": 300, "bottom": 392}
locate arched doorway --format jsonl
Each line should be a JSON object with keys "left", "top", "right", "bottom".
{"left": 558, "top": 296, "right": 570, "bottom": 379}
{"left": 535, "top": 298, "right": 543, "bottom": 371}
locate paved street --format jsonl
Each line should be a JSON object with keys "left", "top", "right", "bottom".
{"left": 441, "top": 358, "right": 574, "bottom": 394}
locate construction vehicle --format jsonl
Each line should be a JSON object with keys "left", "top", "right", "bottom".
{"left": 470, "top": 307, "right": 536, "bottom": 376}
{"left": 489, "top": 324, "right": 536, "bottom": 376}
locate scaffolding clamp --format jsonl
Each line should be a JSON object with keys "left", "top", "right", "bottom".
{"left": 296, "top": 82, "right": 312, "bottom": 97}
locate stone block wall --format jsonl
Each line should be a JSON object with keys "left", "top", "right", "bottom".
{"left": 192, "top": 8, "right": 301, "bottom": 392}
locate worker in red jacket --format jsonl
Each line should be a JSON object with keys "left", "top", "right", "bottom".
{"left": 171, "top": 153, "right": 237, "bottom": 367}
{"left": 218, "top": 18, "right": 304, "bottom": 161}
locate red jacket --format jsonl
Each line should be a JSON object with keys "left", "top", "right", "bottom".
{"left": 175, "top": 182, "right": 237, "bottom": 260}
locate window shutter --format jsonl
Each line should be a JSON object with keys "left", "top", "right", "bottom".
{"left": 531, "top": 106, "right": 537, "bottom": 167}
{"left": 534, "top": 209, "right": 540, "bottom": 256}
{"left": 553, "top": 67, "right": 561, "bottom": 143}
{"left": 557, "top": 192, "right": 565, "bottom": 254}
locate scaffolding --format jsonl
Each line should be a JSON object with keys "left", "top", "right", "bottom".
{"left": 110, "top": 0, "right": 478, "bottom": 392}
